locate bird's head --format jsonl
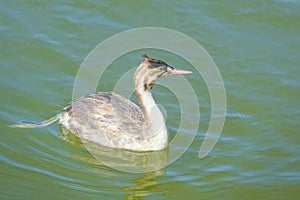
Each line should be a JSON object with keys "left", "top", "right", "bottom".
{"left": 134, "top": 54, "right": 192, "bottom": 91}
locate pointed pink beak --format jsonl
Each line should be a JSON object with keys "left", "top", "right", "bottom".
{"left": 170, "top": 68, "right": 193, "bottom": 75}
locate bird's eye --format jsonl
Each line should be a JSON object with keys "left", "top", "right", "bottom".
{"left": 169, "top": 66, "right": 174, "bottom": 70}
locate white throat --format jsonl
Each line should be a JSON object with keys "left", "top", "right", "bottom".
{"left": 134, "top": 64, "right": 168, "bottom": 149}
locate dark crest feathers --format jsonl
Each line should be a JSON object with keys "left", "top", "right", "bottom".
{"left": 142, "top": 54, "right": 169, "bottom": 68}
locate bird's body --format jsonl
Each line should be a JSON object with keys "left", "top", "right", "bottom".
{"left": 60, "top": 92, "right": 167, "bottom": 151}
{"left": 10, "top": 54, "right": 192, "bottom": 151}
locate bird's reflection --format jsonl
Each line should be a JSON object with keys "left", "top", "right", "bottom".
{"left": 60, "top": 126, "right": 167, "bottom": 199}
{"left": 124, "top": 171, "right": 164, "bottom": 199}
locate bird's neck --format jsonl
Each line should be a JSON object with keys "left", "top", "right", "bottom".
{"left": 134, "top": 65, "right": 167, "bottom": 140}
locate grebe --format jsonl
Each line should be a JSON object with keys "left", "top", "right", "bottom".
{"left": 10, "top": 54, "right": 192, "bottom": 151}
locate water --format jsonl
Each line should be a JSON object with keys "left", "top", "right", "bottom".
{"left": 1, "top": 0, "right": 300, "bottom": 199}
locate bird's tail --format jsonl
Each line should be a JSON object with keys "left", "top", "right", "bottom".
{"left": 8, "top": 113, "right": 61, "bottom": 128}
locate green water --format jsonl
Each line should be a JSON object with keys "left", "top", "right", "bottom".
{"left": 1, "top": 0, "right": 300, "bottom": 199}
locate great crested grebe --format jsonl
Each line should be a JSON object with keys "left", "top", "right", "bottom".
{"left": 10, "top": 54, "right": 192, "bottom": 151}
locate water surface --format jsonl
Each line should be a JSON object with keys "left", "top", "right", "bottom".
{"left": 1, "top": 0, "right": 300, "bottom": 199}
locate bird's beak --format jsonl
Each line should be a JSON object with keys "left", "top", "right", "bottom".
{"left": 170, "top": 68, "right": 193, "bottom": 75}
